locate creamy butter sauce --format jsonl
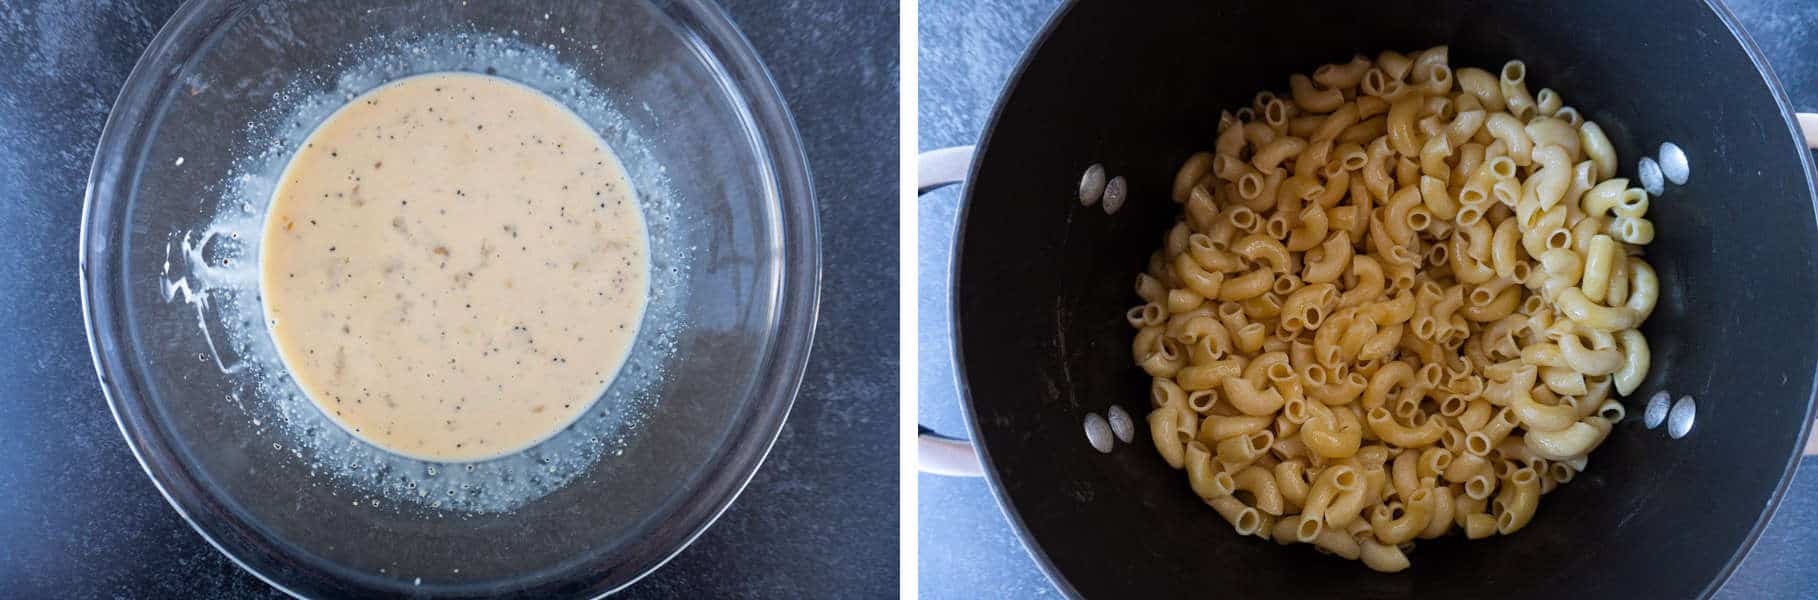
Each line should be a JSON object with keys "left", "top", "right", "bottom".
{"left": 260, "top": 72, "right": 648, "bottom": 462}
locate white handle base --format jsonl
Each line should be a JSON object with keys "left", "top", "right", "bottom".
{"left": 918, "top": 146, "right": 976, "bottom": 194}
{"left": 920, "top": 432, "right": 984, "bottom": 477}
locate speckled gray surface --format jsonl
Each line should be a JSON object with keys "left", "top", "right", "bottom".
{"left": 917, "top": 0, "right": 1818, "bottom": 598}
{"left": 0, "top": 0, "right": 896, "bottom": 597}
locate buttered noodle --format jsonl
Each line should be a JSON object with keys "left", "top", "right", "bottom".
{"left": 1131, "top": 47, "right": 1656, "bottom": 572}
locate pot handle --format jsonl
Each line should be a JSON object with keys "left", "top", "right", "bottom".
{"left": 1799, "top": 113, "right": 1818, "bottom": 151}
{"left": 917, "top": 146, "right": 986, "bottom": 477}
{"left": 919, "top": 145, "right": 976, "bottom": 193}
{"left": 919, "top": 127, "right": 1818, "bottom": 462}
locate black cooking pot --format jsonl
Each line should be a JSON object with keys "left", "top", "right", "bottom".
{"left": 924, "top": 0, "right": 1818, "bottom": 597}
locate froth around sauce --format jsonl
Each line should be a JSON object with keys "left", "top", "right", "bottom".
{"left": 258, "top": 73, "right": 649, "bottom": 462}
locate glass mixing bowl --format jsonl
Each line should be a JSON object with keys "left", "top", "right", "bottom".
{"left": 78, "top": 0, "right": 818, "bottom": 596}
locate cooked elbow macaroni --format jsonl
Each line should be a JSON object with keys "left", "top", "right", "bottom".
{"left": 1133, "top": 47, "right": 1658, "bottom": 573}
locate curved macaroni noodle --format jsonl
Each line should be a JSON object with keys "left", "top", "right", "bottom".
{"left": 1137, "top": 47, "right": 1658, "bottom": 573}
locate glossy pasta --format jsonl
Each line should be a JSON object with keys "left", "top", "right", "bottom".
{"left": 1133, "top": 47, "right": 1657, "bottom": 573}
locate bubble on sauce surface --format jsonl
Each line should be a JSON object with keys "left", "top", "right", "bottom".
{"left": 162, "top": 31, "right": 691, "bottom": 514}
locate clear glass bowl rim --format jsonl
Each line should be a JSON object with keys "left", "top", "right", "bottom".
{"left": 76, "top": 0, "right": 821, "bottom": 596}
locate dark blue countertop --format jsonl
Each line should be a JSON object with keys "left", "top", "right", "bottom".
{"left": 918, "top": 1, "right": 1818, "bottom": 598}
{"left": 0, "top": 0, "right": 896, "bottom": 597}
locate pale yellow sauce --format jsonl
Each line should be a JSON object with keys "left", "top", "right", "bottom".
{"left": 260, "top": 73, "right": 648, "bottom": 462}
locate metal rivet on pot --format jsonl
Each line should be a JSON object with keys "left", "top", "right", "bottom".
{"left": 1667, "top": 395, "right": 1696, "bottom": 439}
{"left": 1644, "top": 391, "right": 1670, "bottom": 429}
{"left": 1079, "top": 163, "right": 1106, "bottom": 206}
{"left": 1658, "top": 142, "right": 1689, "bottom": 184}
{"left": 1638, "top": 157, "right": 1665, "bottom": 197}
{"left": 1106, "top": 405, "right": 1135, "bottom": 444}
{"left": 1084, "top": 412, "right": 1114, "bottom": 453}
{"left": 1103, "top": 175, "right": 1128, "bottom": 214}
